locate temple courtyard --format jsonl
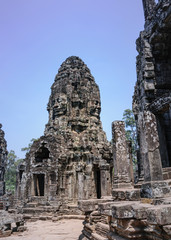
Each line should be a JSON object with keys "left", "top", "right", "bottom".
{"left": 0, "top": 219, "right": 83, "bottom": 240}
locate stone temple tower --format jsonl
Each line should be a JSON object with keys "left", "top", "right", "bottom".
{"left": 0, "top": 124, "right": 8, "bottom": 196}
{"left": 17, "top": 57, "right": 112, "bottom": 209}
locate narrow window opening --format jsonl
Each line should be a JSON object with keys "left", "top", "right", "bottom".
{"left": 50, "top": 173, "right": 56, "bottom": 184}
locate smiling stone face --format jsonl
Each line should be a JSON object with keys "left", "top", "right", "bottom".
{"left": 89, "top": 100, "right": 101, "bottom": 119}
{"left": 52, "top": 93, "right": 67, "bottom": 119}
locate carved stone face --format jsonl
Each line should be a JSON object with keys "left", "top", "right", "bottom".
{"left": 71, "top": 97, "right": 86, "bottom": 117}
{"left": 52, "top": 94, "right": 67, "bottom": 119}
{"left": 89, "top": 100, "right": 101, "bottom": 118}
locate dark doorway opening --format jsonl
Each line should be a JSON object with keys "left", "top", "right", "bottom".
{"left": 19, "top": 170, "right": 24, "bottom": 181}
{"left": 157, "top": 109, "right": 171, "bottom": 167}
{"left": 94, "top": 168, "right": 101, "bottom": 199}
{"left": 35, "top": 145, "right": 50, "bottom": 163}
{"left": 34, "top": 174, "right": 45, "bottom": 196}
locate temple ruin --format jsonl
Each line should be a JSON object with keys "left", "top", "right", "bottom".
{"left": 16, "top": 56, "right": 112, "bottom": 218}
{"left": 0, "top": 124, "right": 7, "bottom": 197}
{"left": 0, "top": 125, "right": 25, "bottom": 237}
{"left": 1, "top": 0, "right": 171, "bottom": 239}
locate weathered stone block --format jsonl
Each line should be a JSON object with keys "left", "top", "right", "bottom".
{"left": 111, "top": 203, "right": 135, "bottom": 219}
{"left": 112, "top": 189, "right": 140, "bottom": 201}
{"left": 147, "top": 205, "right": 171, "bottom": 225}
{"left": 141, "top": 181, "right": 170, "bottom": 198}
{"left": 163, "top": 225, "right": 171, "bottom": 236}
{"left": 78, "top": 199, "right": 109, "bottom": 213}
{"left": 132, "top": 204, "right": 151, "bottom": 219}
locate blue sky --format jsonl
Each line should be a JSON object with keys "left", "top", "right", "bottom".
{"left": 0, "top": 0, "right": 144, "bottom": 159}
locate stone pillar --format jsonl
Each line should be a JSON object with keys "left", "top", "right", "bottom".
{"left": 100, "top": 164, "right": 111, "bottom": 197}
{"left": 142, "top": 0, "right": 156, "bottom": 20}
{"left": 77, "top": 172, "right": 84, "bottom": 200}
{"left": 112, "top": 121, "right": 133, "bottom": 189}
{"left": 141, "top": 111, "right": 163, "bottom": 182}
{"left": 140, "top": 111, "right": 170, "bottom": 198}
{"left": 127, "top": 141, "right": 134, "bottom": 185}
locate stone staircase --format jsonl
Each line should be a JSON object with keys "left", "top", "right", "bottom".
{"left": 21, "top": 201, "right": 84, "bottom": 221}
{"left": 22, "top": 202, "right": 61, "bottom": 221}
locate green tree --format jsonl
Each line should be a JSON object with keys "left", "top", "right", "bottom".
{"left": 122, "top": 109, "right": 137, "bottom": 166}
{"left": 21, "top": 138, "right": 39, "bottom": 153}
{"left": 5, "top": 150, "right": 22, "bottom": 193}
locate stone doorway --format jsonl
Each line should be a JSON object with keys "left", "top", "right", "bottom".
{"left": 33, "top": 174, "right": 45, "bottom": 196}
{"left": 157, "top": 109, "right": 171, "bottom": 167}
{"left": 94, "top": 168, "right": 101, "bottom": 199}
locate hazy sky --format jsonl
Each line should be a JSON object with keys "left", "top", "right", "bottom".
{"left": 0, "top": 0, "right": 144, "bottom": 159}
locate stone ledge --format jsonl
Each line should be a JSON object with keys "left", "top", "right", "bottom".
{"left": 111, "top": 202, "right": 138, "bottom": 219}
{"left": 78, "top": 199, "right": 113, "bottom": 212}
{"left": 112, "top": 189, "right": 140, "bottom": 201}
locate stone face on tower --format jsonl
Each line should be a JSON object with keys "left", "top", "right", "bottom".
{"left": 0, "top": 124, "right": 8, "bottom": 196}
{"left": 16, "top": 56, "right": 112, "bottom": 211}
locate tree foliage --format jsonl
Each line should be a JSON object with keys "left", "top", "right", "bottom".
{"left": 5, "top": 138, "right": 39, "bottom": 193}
{"left": 5, "top": 150, "right": 22, "bottom": 193}
{"left": 122, "top": 109, "right": 137, "bottom": 166}
{"left": 21, "top": 138, "right": 39, "bottom": 153}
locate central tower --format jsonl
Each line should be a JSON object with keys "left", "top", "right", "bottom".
{"left": 17, "top": 57, "right": 112, "bottom": 209}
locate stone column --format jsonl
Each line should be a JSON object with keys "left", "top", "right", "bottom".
{"left": 140, "top": 111, "right": 170, "bottom": 198}
{"left": 112, "top": 121, "right": 133, "bottom": 189}
{"left": 141, "top": 111, "right": 163, "bottom": 182}
{"left": 127, "top": 141, "right": 134, "bottom": 185}
{"left": 100, "top": 164, "right": 111, "bottom": 197}
{"left": 77, "top": 172, "right": 84, "bottom": 200}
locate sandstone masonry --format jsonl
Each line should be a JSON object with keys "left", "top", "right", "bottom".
{"left": 16, "top": 56, "right": 113, "bottom": 219}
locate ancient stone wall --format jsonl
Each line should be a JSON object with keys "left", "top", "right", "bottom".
{"left": 0, "top": 124, "right": 7, "bottom": 197}
{"left": 17, "top": 56, "right": 112, "bottom": 215}
{"left": 133, "top": 0, "right": 171, "bottom": 197}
